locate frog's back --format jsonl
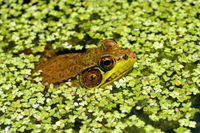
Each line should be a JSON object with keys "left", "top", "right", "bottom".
{"left": 34, "top": 47, "right": 102, "bottom": 85}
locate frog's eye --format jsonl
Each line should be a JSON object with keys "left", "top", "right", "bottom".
{"left": 80, "top": 68, "right": 102, "bottom": 88}
{"left": 99, "top": 56, "right": 115, "bottom": 71}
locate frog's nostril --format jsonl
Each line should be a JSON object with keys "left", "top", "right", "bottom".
{"left": 122, "top": 54, "right": 128, "bottom": 59}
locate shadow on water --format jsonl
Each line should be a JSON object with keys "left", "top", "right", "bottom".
{"left": 191, "top": 94, "right": 200, "bottom": 133}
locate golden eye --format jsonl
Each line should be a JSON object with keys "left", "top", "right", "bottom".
{"left": 99, "top": 56, "right": 115, "bottom": 71}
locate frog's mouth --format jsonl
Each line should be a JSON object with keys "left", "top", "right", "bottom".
{"left": 98, "top": 58, "right": 135, "bottom": 88}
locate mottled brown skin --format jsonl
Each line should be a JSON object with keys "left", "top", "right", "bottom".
{"left": 33, "top": 39, "right": 136, "bottom": 87}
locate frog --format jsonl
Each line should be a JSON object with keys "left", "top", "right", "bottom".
{"left": 33, "top": 39, "right": 136, "bottom": 89}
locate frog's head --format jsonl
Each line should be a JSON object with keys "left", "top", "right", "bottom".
{"left": 80, "top": 39, "right": 136, "bottom": 89}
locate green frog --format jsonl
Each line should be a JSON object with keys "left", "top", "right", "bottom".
{"left": 33, "top": 39, "right": 136, "bottom": 89}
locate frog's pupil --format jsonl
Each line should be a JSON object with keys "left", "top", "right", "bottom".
{"left": 104, "top": 60, "right": 111, "bottom": 66}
